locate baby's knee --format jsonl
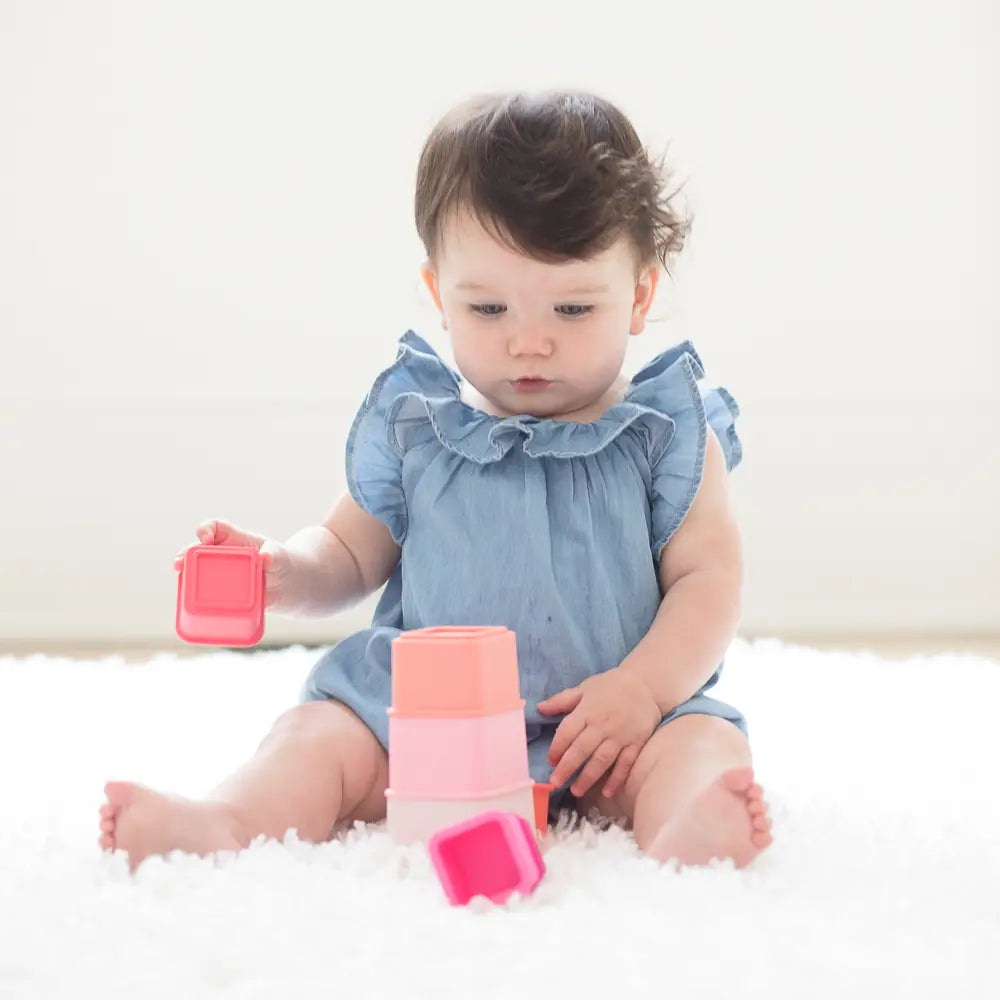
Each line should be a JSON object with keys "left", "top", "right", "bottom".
{"left": 268, "top": 700, "right": 365, "bottom": 750}
{"left": 272, "top": 700, "right": 338, "bottom": 736}
{"left": 269, "top": 701, "right": 386, "bottom": 782}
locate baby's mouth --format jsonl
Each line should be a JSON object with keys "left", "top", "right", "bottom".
{"left": 511, "top": 377, "right": 553, "bottom": 392}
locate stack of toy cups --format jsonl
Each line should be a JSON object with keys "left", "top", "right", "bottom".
{"left": 385, "top": 626, "right": 536, "bottom": 844}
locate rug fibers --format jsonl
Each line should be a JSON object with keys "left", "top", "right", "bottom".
{"left": 0, "top": 638, "right": 997, "bottom": 999}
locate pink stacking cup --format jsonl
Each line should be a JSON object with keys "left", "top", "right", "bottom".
{"left": 388, "top": 705, "right": 529, "bottom": 797}
{"left": 386, "top": 782, "right": 535, "bottom": 845}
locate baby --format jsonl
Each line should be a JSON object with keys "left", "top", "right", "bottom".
{"left": 99, "top": 90, "right": 772, "bottom": 871}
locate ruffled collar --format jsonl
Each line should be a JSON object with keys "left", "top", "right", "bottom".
{"left": 386, "top": 330, "right": 705, "bottom": 464}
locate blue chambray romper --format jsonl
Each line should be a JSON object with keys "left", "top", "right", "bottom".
{"left": 301, "top": 331, "right": 747, "bottom": 808}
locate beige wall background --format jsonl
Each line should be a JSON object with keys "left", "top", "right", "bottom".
{"left": 2, "top": 1, "right": 997, "bottom": 648}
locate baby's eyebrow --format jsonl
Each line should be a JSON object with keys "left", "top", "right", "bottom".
{"left": 455, "top": 281, "right": 610, "bottom": 295}
{"left": 561, "top": 285, "right": 610, "bottom": 295}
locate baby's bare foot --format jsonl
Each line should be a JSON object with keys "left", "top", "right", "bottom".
{"left": 98, "top": 781, "right": 251, "bottom": 872}
{"left": 649, "top": 765, "right": 773, "bottom": 869}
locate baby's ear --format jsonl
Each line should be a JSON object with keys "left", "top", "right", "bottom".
{"left": 630, "top": 266, "right": 660, "bottom": 335}
{"left": 420, "top": 261, "right": 444, "bottom": 313}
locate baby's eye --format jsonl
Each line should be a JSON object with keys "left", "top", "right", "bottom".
{"left": 470, "top": 304, "right": 506, "bottom": 317}
{"left": 556, "top": 305, "right": 595, "bottom": 317}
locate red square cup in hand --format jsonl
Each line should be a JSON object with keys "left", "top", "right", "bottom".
{"left": 175, "top": 545, "right": 265, "bottom": 646}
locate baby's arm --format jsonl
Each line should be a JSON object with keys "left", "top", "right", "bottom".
{"left": 619, "top": 429, "right": 744, "bottom": 713}
{"left": 277, "top": 493, "right": 401, "bottom": 617}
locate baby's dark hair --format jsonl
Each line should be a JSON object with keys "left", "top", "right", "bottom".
{"left": 414, "top": 90, "right": 693, "bottom": 280}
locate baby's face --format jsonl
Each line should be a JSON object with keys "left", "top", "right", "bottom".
{"left": 423, "top": 210, "right": 657, "bottom": 421}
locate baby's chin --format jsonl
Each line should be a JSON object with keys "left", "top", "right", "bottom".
{"left": 461, "top": 376, "right": 609, "bottom": 422}
{"left": 492, "top": 388, "right": 604, "bottom": 422}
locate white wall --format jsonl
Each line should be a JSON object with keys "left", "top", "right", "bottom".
{"left": 3, "top": 1, "right": 997, "bottom": 647}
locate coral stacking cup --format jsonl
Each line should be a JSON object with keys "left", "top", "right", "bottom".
{"left": 389, "top": 626, "right": 523, "bottom": 716}
{"left": 175, "top": 545, "right": 265, "bottom": 646}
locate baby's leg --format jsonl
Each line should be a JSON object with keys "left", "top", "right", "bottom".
{"left": 98, "top": 701, "right": 387, "bottom": 871}
{"left": 579, "top": 714, "right": 772, "bottom": 868}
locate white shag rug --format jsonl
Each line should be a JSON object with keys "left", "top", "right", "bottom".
{"left": 1, "top": 637, "right": 998, "bottom": 999}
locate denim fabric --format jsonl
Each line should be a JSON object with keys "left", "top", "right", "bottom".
{"left": 301, "top": 331, "right": 746, "bottom": 787}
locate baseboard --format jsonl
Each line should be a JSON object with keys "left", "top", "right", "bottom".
{"left": 4, "top": 631, "right": 999, "bottom": 661}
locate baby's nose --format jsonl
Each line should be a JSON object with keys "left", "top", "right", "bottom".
{"left": 508, "top": 328, "right": 554, "bottom": 356}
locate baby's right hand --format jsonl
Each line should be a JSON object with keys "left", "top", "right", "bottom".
{"left": 173, "top": 519, "right": 290, "bottom": 610}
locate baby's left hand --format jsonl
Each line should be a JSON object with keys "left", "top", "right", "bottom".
{"left": 537, "top": 668, "right": 661, "bottom": 798}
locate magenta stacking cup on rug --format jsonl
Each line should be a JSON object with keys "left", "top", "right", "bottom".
{"left": 385, "top": 626, "right": 536, "bottom": 844}
{"left": 428, "top": 810, "right": 545, "bottom": 905}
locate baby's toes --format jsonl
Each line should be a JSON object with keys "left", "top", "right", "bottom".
{"left": 747, "top": 798, "right": 767, "bottom": 817}
{"left": 751, "top": 829, "right": 773, "bottom": 850}
{"left": 745, "top": 782, "right": 764, "bottom": 802}
{"left": 721, "top": 766, "right": 755, "bottom": 795}
{"left": 752, "top": 812, "right": 772, "bottom": 833}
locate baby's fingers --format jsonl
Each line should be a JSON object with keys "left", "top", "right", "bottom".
{"left": 196, "top": 520, "right": 268, "bottom": 550}
{"left": 548, "top": 726, "right": 601, "bottom": 790}
{"left": 172, "top": 540, "right": 201, "bottom": 569}
{"left": 570, "top": 739, "right": 620, "bottom": 798}
{"left": 601, "top": 744, "right": 641, "bottom": 800}
{"left": 173, "top": 521, "right": 264, "bottom": 570}
{"left": 195, "top": 519, "right": 231, "bottom": 545}
{"left": 171, "top": 522, "right": 228, "bottom": 569}
{"left": 547, "top": 711, "right": 586, "bottom": 770}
